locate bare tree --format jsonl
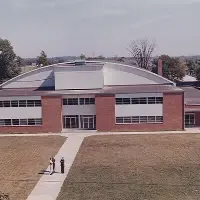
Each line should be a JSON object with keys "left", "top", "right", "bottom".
{"left": 127, "top": 38, "right": 156, "bottom": 70}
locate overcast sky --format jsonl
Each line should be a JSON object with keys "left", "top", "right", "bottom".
{"left": 0, "top": 0, "right": 200, "bottom": 58}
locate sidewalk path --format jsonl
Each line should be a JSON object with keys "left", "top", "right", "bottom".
{"left": 26, "top": 135, "right": 84, "bottom": 200}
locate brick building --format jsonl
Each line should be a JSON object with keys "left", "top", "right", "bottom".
{"left": 0, "top": 60, "right": 190, "bottom": 133}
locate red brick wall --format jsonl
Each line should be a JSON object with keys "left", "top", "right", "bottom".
{"left": 96, "top": 92, "right": 184, "bottom": 132}
{"left": 0, "top": 96, "right": 62, "bottom": 134}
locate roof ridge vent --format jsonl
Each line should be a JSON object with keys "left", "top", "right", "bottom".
{"left": 75, "top": 60, "right": 86, "bottom": 66}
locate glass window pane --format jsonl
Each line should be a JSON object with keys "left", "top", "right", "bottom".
{"left": 84, "top": 98, "right": 90, "bottom": 105}
{"left": 4, "top": 119, "right": 11, "bottom": 126}
{"left": 124, "top": 117, "right": 131, "bottom": 123}
{"left": 0, "top": 119, "right": 4, "bottom": 126}
{"left": 156, "top": 97, "right": 163, "bottom": 104}
{"left": 27, "top": 100, "right": 34, "bottom": 107}
{"left": 139, "top": 98, "right": 147, "bottom": 104}
{"left": 116, "top": 117, "right": 123, "bottom": 123}
{"left": 3, "top": 101, "right": 11, "bottom": 107}
{"left": 156, "top": 116, "right": 163, "bottom": 123}
{"left": 140, "top": 116, "right": 147, "bottom": 123}
{"left": 132, "top": 98, "right": 139, "bottom": 104}
{"left": 35, "top": 118, "right": 42, "bottom": 125}
{"left": 20, "top": 119, "right": 28, "bottom": 125}
{"left": 28, "top": 119, "right": 35, "bottom": 125}
{"left": 80, "top": 98, "right": 84, "bottom": 105}
{"left": 19, "top": 100, "right": 27, "bottom": 107}
{"left": 132, "top": 116, "right": 139, "bottom": 123}
{"left": 148, "top": 116, "right": 156, "bottom": 123}
{"left": 35, "top": 100, "right": 42, "bottom": 107}
{"left": 12, "top": 119, "right": 20, "bottom": 126}
{"left": 90, "top": 98, "right": 95, "bottom": 104}
{"left": 11, "top": 101, "right": 18, "bottom": 107}
{"left": 0, "top": 101, "right": 3, "bottom": 107}
{"left": 63, "top": 99, "right": 68, "bottom": 105}
{"left": 123, "top": 98, "right": 131, "bottom": 104}
{"left": 116, "top": 98, "right": 123, "bottom": 105}
{"left": 148, "top": 97, "right": 156, "bottom": 104}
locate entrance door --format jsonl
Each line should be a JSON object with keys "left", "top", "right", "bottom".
{"left": 63, "top": 115, "right": 79, "bottom": 129}
{"left": 185, "top": 113, "right": 195, "bottom": 127}
{"left": 81, "top": 115, "right": 96, "bottom": 130}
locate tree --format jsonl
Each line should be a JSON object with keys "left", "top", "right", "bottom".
{"left": 195, "top": 65, "right": 200, "bottom": 80}
{"left": 186, "top": 60, "right": 198, "bottom": 76}
{"left": 0, "top": 192, "right": 10, "bottom": 200}
{"left": 37, "top": 51, "right": 48, "bottom": 67}
{"left": 0, "top": 38, "right": 21, "bottom": 83}
{"left": 80, "top": 54, "right": 86, "bottom": 60}
{"left": 127, "top": 38, "right": 156, "bottom": 70}
{"left": 152, "top": 55, "right": 187, "bottom": 81}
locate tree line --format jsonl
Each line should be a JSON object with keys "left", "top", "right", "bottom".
{"left": 1, "top": 37, "right": 200, "bottom": 83}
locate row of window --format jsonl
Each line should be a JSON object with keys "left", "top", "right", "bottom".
{"left": 115, "top": 97, "right": 163, "bottom": 105}
{"left": 116, "top": 116, "right": 163, "bottom": 124}
{"left": 63, "top": 98, "right": 95, "bottom": 105}
{"left": 0, "top": 100, "right": 42, "bottom": 107}
{"left": 0, "top": 118, "right": 42, "bottom": 126}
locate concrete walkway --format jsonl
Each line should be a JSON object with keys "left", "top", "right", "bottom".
{"left": 26, "top": 134, "right": 84, "bottom": 200}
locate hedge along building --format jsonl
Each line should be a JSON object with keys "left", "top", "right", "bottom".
{"left": 0, "top": 60, "right": 185, "bottom": 133}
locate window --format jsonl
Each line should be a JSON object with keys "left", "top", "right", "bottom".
{"left": 132, "top": 98, "right": 139, "bottom": 104}
{"left": 123, "top": 98, "right": 131, "bottom": 104}
{"left": 116, "top": 116, "right": 163, "bottom": 124}
{"left": 156, "top": 97, "right": 163, "bottom": 104}
{"left": 4, "top": 119, "right": 11, "bottom": 126}
{"left": 19, "top": 100, "right": 27, "bottom": 107}
{"left": 148, "top": 97, "right": 156, "bottom": 104}
{"left": 35, "top": 118, "right": 42, "bottom": 125}
{"left": 148, "top": 116, "right": 156, "bottom": 123}
{"left": 35, "top": 100, "right": 42, "bottom": 107}
{"left": 116, "top": 117, "right": 124, "bottom": 123}
{"left": 0, "top": 118, "right": 42, "bottom": 126}
{"left": 12, "top": 119, "right": 20, "bottom": 126}
{"left": 3, "top": 101, "right": 10, "bottom": 107}
{"left": 116, "top": 98, "right": 123, "bottom": 105}
{"left": 80, "top": 98, "right": 95, "bottom": 105}
{"left": 20, "top": 119, "right": 28, "bottom": 126}
{"left": 140, "top": 116, "right": 147, "bottom": 123}
{"left": 124, "top": 117, "right": 132, "bottom": 123}
{"left": 116, "top": 96, "right": 163, "bottom": 105}
{"left": 0, "top": 119, "right": 4, "bottom": 126}
{"left": 185, "top": 113, "right": 195, "bottom": 127}
{"left": 27, "top": 100, "right": 35, "bottom": 107}
{"left": 11, "top": 101, "right": 18, "bottom": 107}
{"left": 139, "top": 98, "right": 147, "bottom": 104}
{"left": 132, "top": 116, "right": 139, "bottom": 123}
{"left": 156, "top": 116, "right": 163, "bottom": 123}
{"left": 0, "top": 101, "right": 3, "bottom": 107}
{"left": 63, "top": 98, "right": 79, "bottom": 105}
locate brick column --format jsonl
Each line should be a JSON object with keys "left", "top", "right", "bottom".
{"left": 163, "top": 92, "right": 184, "bottom": 130}
{"left": 95, "top": 95, "right": 115, "bottom": 131}
{"left": 42, "top": 96, "right": 62, "bottom": 132}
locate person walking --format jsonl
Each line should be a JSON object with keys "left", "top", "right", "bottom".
{"left": 52, "top": 156, "right": 56, "bottom": 173}
{"left": 49, "top": 158, "right": 53, "bottom": 174}
{"left": 60, "top": 157, "right": 65, "bottom": 174}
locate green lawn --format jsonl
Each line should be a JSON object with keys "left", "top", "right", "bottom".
{"left": 57, "top": 134, "right": 200, "bottom": 200}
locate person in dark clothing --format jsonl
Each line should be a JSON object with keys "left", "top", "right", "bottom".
{"left": 60, "top": 157, "right": 65, "bottom": 174}
{"left": 52, "top": 156, "right": 56, "bottom": 172}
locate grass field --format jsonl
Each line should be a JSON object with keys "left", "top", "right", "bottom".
{"left": 57, "top": 134, "right": 200, "bottom": 200}
{"left": 0, "top": 136, "right": 66, "bottom": 200}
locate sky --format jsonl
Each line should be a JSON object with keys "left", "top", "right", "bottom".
{"left": 0, "top": 0, "right": 200, "bottom": 58}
